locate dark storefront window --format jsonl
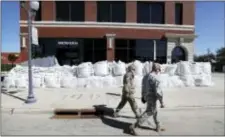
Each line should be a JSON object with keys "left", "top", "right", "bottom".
{"left": 97, "top": 1, "right": 126, "bottom": 23}
{"left": 156, "top": 40, "right": 167, "bottom": 64}
{"left": 115, "top": 39, "right": 167, "bottom": 63}
{"left": 137, "top": 2, "right": 165, "bottom": 24}
{"left": 175, "top": 3, "right": 183, "bottom": 25}
{"left": 115, "top": 39, "right": 135, "bottom": 63}
{"left": 35, "top": 1, "right": 42, "bottom": 21}
{"left": 55, "top": 1, "right": 84, "bottom": 21}
{"left": 83, "top": 39, "right": 107, "bottom": 63}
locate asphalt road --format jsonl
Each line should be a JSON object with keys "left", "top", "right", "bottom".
{"left": 1, "top": 107, "right": 224, "bottom": 136}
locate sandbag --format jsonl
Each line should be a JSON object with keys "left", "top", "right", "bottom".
{"left": 86, "top": 76, "right": 103, "bottom": 88}
{"left": 44, "top": 74, "right": 61, "bottom": 88}
{"left": 33, "top": 75, "right": 44, "bottom": 88}
{"left": 94, "top": 61, "right": 109, "bottom": 76}
{"left": 180, "top": 75, "right": 195, "bottom": 87}
{"left": 113, "top": 61, "right": 126, "bottom": 76}
{"left": 191, "top": 63, "right": 201, "bottom": 75}
{"left": 60, "top": 76, "right": 77, "bottom": 88}
{"left": 164, "top": 64, "right": 177, "bottom": 76}
{"left": 102, "top": 76, "right": 116, "bottom": 88}
{"left": 15, "top": 75, "right": 28, "bottom": 88}
{"left": 133, "top": 60, "right": 143, "bottom": 76}
{"left": 143, "top": 61, "right": 153, "bottom": 75}
{"left": 201, "top": 62, "right": 211, "bottom": 75}
{"left": 77, "top": 78, "right": 88, "bottom": 88}
{"left": 76, "top": 62, "right": 93, "bottom": 78}
{"left": 2, "top": 76, "right": 16, "bottom": 88}
{"left": 176, "top": 61, "right": 191, "bottom": 76}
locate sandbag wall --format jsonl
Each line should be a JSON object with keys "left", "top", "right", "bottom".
{"left": 2, "top": 60, "right": 214, "bottom": 89}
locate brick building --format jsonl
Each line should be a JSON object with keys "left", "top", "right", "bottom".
{"left": 19, "top": 1, "right": 197, "bottom": 65}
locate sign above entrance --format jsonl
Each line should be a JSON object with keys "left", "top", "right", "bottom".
{"left": 57, "top": 41, "right": 79, "bottom": 49}
{"left": 57, "top": 41, "right": 78, "bottom": 45}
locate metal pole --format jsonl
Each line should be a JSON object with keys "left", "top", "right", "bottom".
{"left": 25, "top": 1, "right": 36, "bottom": 103}
{"left": 153, "top": 40, "right": 156, "bottom": 61}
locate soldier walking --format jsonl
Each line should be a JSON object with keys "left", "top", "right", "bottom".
{"left": 129, "top": 63, "right": 165, "bottom": 135}
{"left": 113, "top": 64, "right": 140, "bottom": 118}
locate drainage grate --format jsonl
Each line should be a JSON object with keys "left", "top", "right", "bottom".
{"left": 51, "top": 108, "right": 104, "bottom": 119}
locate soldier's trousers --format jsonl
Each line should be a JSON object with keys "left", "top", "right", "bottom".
{"left": 115, "top": 93, "right": 139, "bottom": 117}
{"left": 132, "top": 97, "right": 160, "bottom": 128}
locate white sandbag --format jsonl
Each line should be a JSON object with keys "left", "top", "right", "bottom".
{"left": 143, "top": 61, "right": 153, "bottom": 75}
{"left": 33, "top": 75, "right": 44, "bottom": 88}
{"left": 2, "top": 76, "right": 16, "bottom": 88}
{"left": 102, "top": 76, "right": 116, "bottom": 88}
{"left": 77, "top": 78, "right": 88, "bottom": 88}
{"left": 194, "top": 74, "right": 214, "bottom": 87}
{"left": 160, "top": 64, "right": 168, "bottom": 73}
{"left": 157, "top": 74, "right": 170, "bottom": 88}
{"left": 114, "top": 76, "right": 124, "bottom": 87}
{"left": 180, "top": 75, "right": 195, "bottom": 87}
{"left": 60, "top": 76, "right": 77, "bottom": 88}
{"left": 108, "top": 61, "right": 116, "bottom": 75}
{"left": 191, "top": 63, "right": 201, "bottom": 75}
{"left": 86, "top": 76, "right": 103, "bottom": 88}
{"left": 15, "top": 75, "right": 28, "bottom": 88}
{"left": 164, "top": 64, "right": 177, "bottom": 76}
{"left": 168, "top": 76, "right": 184, "bottom": 87}
{"left": 113, "top": 61, "right": 126, "bottom": 76}
{"left": 76, "top": 62, "right": 93, "bottom": 78}
{"left": 44, "top": 74, "right": 61, "bottom": 88}
{"left": 201, "top": 62, "right": 211, "bottom": 75}
{"left": 133, "top": 60, "right": 143, "bottom": 76}
{"left": 94, "top": 61, "right": 109, "bottom": 76}
{"left": 176, "top": 61, "right": 191, "bottom": 76}
{"left": 134, "top": 76, "right": 143, "bottom": 87}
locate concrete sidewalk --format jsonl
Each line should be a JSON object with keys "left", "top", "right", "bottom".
{"left": 1, "top": 73, "right": 224, "bottom": 114}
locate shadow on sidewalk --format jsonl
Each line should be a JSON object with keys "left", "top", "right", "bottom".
{"left": 93, "top": 105, "right": 156, "bottom": 135}
{"left": 1, "top": 91, "right": 26, "bottom": 102}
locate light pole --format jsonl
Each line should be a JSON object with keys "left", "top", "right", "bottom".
{"left": 20, "top": 1, "right": 39, "bottom": 104}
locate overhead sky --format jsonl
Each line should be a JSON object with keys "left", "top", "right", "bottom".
{"left": 1, "top": 1, "right": 224, "bottom": 55}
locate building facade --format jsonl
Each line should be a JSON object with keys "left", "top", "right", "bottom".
{"left": 19, "top": 1, "right": 196, "bottom": 65}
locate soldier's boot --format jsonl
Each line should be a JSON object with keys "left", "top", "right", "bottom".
{"left": 135, "top": 108, "right": 142, "bottom": 118}
{"left": 129, "top": 124, "right": 138, "bottom": 136}
{"left": 113, "top": 110, "right": 120, "bottom": 118}
{"left": 155, "top": 122, "right": 160, "bottom": 132}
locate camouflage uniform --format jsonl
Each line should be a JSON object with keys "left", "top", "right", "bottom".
{"left": 129, "top": 63, "right": 164, "bottom": 135}
{"left": 114, "top": 65, "right": 140, "bottom": 118}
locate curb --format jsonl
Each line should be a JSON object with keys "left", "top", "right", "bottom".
{"left": 2, "top": 105, "right": 224, "bottom": 115}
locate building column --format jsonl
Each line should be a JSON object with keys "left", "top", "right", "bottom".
{"left": 106, "top": 34, "right": 116, "bottom": 61}
{"left": 153, "top": 40, "right": 157, "bottom": 61}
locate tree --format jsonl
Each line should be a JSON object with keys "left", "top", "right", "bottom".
{"left": 216, "top": 47, "right": 225, "bottom": 64}
{"left": 8, "top": 54, "right": 19, "bottom": 67}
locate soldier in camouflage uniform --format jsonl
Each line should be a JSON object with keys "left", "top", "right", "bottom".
{"left": 113, "top": 64, "right": 140, "bottom": 118}
{"left": 129, "top": 63, "right": 165, "bottom": 135}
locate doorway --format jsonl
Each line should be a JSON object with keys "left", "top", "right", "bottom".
{"left": 171, "top": 46, "right": 186, "bottom": 63}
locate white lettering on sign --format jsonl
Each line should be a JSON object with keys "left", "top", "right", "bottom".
{"left": 58, "top": 41, "right": 78, "bottom": 45}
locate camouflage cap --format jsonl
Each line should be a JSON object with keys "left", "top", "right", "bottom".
{"left": 127, "top": 64, "right": 136, "bottom": 71}
{"left": 152, "top": 63, "right": 161, "bottom": 72}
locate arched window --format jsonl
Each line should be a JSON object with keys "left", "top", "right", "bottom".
{"left": 171, "top": 46, "right": 186, "bottom": 63}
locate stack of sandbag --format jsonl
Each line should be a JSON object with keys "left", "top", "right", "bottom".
{"left": 194, "top": 62, "right": 214, "bottom": 86}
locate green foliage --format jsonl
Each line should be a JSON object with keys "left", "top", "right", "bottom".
{"left": 1, "top": 64, "right": 15, "bottom": 72}
{"left": 8, "top": 54, "right": 19, "bottom": 66}
{"left": 216, "top": 47, "right": 225, "bottom": 64}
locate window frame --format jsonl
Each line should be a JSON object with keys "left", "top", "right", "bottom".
{"left": 137, "top": 1, "right": 165, "bottom": 24}
{"left": 97, "top": 1, "right": 126, "bottom": 23}
{"left": 175, "top": 3, "right": 183, "bottom": 25}
{"left": 55, "top": 1, "right": 85, "bottom": 22}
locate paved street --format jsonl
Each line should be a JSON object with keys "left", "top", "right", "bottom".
{"left": 1, "top": 107, "right": 224, "bottom": 136}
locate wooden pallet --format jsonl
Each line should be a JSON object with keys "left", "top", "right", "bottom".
{"left": 51, "top": 108, "right": 104, "bottom": 119}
